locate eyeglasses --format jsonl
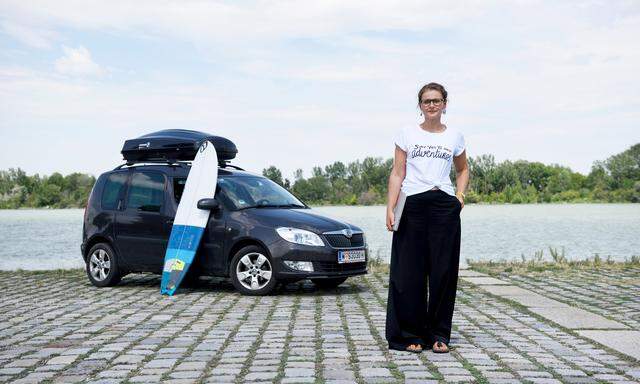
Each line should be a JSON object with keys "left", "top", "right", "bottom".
{"left": 420, "top": 98, "right": 444, "bottom": 106}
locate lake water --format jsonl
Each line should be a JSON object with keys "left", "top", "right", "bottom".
{"left": 0, "top": 204, "right": 638, "bottom": 270}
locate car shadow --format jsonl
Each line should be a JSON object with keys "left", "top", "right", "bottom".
{"left": 114, "top": 273, "right": 368, "bottom": 296}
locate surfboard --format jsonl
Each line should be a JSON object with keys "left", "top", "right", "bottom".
{"left": 161, "top": 140, "right": 218, "bottom": 295}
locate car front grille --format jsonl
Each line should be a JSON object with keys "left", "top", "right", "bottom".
{"left": 323, "top": 233, "right": 365, "bottom": 248}
{"left": 313, "top": 261, "right": 367, "bottom": 273}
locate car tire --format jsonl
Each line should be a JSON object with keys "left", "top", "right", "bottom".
{"left": 311, "top": 277, "right": 348, "bottom": 289}
{"left": 86, "top": 243, "right": 122, "bottom": 287}
{"left": 230, "top": 245, "right": 277, "bottom": 296}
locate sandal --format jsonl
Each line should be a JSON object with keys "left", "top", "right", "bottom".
{"left": 406, "top": 343, "right": 423, "bottom": 353}
{"left": 432, "top": 341, "right": 450, "bottom": 353}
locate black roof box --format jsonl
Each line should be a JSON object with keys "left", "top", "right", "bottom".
{"left": 121, "top": 129, "right": 237, "bottom": 162}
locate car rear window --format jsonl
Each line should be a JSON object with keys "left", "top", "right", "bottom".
{"left": 127, "top": 172, "right": 165, "bottom": 212}
{"left": 101, "top": 173, "right": 127, "bottom": 210}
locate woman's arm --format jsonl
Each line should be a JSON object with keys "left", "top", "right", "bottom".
{"left": 453, "top": 150, "right": 469, "bottom": 208}
{"left": 386, "top": 145, "right": 407, "bottom": 231}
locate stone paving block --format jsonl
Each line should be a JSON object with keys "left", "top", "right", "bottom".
{"left": 0, "top": 367, "right": 26, "bottom": 375}
{"left": 526, "top": 379, "right": 563, "bottom": 384}
{"left": 554, "top": 368, "right": 588, "bottom": 377}
{"left": 483, "top": 371, "right": 516, "bottom": 379}
{"left": 244, "top": 371, "right": 278, "bottom": 381}
{"left": 113, "top": 354, "right": 145, "bottom": 364}
{"left": 285, "top": 367, "right": 315, "bottom": 377}
{"left": 478, "top": 285, "right": 576, "bottom": 307}
{"left": 145, "top": 358, "right": 178, "bottom": 368}
{"left": 458, "top": 269, "right": 488, "bottom": 277}
{"left": 281, "top": 378, "right": 315, "bottom": 384}
{"left": 53, "top": 374, "right": 87, "bottom": 383}
{"left": 359, "top": 367, "right": 392, "bottom": 378}
{"left": 175, "top": 361, "right": 207, "bottom": 370}
{"left": 46, "top": 355, "right": 78, "bottom": 365}
{"left": 403, "top": 370, "right": 436, "bottom": 379}
{"left": 99, "top": 369, "right": 132, "bottom": 378}
{"left": 169, "top": 370, "right": 201, "bottom": 379}
{"left": 576, "top": 330, "right": 640, "bottom": 360}
{"left": 203, "top": 375, "right": 236, "bottom": 383}
{"left": 130, "top": 375, "right": 164, "bottom": 383}
{"left": 531, "top": 306, "right": 629, "bottom": 330}
{"left": 4, "top": 358, "right": 40, "bottom": 368}
{"left": 461, "top": 277, "right": 512, "bottom": 285}
{"left": 324, "top": 369, "right": 355, "bottom": 380}
{"left": 442, "top": 375, "right": 476, "bottom": 382}
{"left": 560, "top": 377, "right": 598, "bottom": 384}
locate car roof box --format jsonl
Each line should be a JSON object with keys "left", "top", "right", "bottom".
{"left": 121, "top": 129, "right": 238, "bottom": 162}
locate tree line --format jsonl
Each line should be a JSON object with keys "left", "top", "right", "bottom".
{"left": 263, "top": 143, "right": 640, "bottom": 205}
{"left": 1, "top": 143, "right": 638, "bottom": 208}
{"left": 0, "top": 169, "right": 95, "bottom": 209}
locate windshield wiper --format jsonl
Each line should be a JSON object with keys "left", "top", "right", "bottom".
{"left": 253, "top": 204, "right": 305, "bottom": 209}
{"left": 237, "top": 203, "right": 306, "bottom": 210}
{"left": 277, "top": 204, "right": 306, "bottom": 208}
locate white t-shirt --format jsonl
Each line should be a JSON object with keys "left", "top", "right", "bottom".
{"left": 394, "top": 125, "right": 466, "bottom": 197}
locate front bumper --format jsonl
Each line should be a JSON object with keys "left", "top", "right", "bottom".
{"left": 268, "top": 239, "right": 368, "bottom": 280}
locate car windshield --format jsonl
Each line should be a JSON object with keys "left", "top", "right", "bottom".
{"left": 218, "top": 176, "right": 306, "bottom": 210}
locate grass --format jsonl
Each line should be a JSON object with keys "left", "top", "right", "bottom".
{"left": 467, "top": 248, "right": 640, "bottom": 275}
{"left": 367, "top": 247, "right": 390, "bottom": 274}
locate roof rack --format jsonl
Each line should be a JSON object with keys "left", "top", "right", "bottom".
{"left": 221, "top": 162, "right": 245, "bottom": 171}
{"left": 113, "top": 159, "right": 244, "bottom": 171}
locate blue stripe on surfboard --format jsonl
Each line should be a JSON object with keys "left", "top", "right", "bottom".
{"left": 167, "top": 224, "right": 205, "bottom": 252}
{"left": 160, "top": 225, "right": 205, "bottom": 295}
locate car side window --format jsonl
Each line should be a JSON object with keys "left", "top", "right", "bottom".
{"left": 174, "top": 177, "right": 226, "bottom": 207}
{"left": 101, "top": 172, "right": 127, "bottom": 210}
{"left": 174, "top": 178, "right": 186, "bottom": 203}
{"left": 127, "top": 171, "right": 165, "bottom": 212}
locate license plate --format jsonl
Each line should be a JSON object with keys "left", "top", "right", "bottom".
{"left": 338, "top": 249, "right": 366, "bottom": 264}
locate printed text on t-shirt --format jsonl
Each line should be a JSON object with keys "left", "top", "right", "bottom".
{"left": 409, "top": 145, "right": 452, "bottom": 161}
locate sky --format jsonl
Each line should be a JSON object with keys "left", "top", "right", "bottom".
{"left": 1, "top": 1, "right": 639, "bottom": 180}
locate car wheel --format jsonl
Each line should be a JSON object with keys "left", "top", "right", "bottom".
{"left": 86, "top": 243, "right": 122, "bottom": 287}
{"left": 230, "top": 245, "right": 277, "bottom": 296}
{"left": 311, "top": 277, "right": 348, "bottom": 289}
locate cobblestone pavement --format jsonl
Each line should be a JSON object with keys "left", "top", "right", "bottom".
{"left": 472, "top": 267, "right": 640, "bottom": 330}
{"left": 0, "top": 269, "right": 638, "bottom": 384}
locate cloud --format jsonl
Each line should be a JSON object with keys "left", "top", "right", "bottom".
{"left": 1, "top": 20, "right": 56, "bottom": 49}
{"left": 0, "top": 1, "right": 485, "bottom": 44}
{"left": 54, "top": 46, "right": 104, "bottom": 76}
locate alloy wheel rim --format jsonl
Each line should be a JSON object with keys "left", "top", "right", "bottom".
{"left": 89, "top": 249, "right": 111, "bottom": 281}
{"left": 236, "top": 252, "right": 272, "bottom": 290}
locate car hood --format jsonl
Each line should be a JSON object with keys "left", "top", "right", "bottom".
{"left": 244, "top": 208, "right": 361, "bottom": 234}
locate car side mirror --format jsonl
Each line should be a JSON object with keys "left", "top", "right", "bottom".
{"left": 197, "top": 198, "right": 220, "bottom": 211}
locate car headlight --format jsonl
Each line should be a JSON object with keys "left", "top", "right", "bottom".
{"left": 276, "top": 227, "right": 324, "bottom": 247}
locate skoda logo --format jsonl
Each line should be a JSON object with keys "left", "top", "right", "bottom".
{"left": 342, "top": 228, "right": 353, "bottom": 238}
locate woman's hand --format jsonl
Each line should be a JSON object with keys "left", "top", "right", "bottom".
{"left": 386, "top": 208, "right": 395, "bottom": 231}
{"left": 456, "top": 192, "right": 465, "bottom": 210}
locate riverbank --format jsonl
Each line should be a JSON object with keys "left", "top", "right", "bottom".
{"left": 0, "top": 264, "right": 638, "bottom": 383}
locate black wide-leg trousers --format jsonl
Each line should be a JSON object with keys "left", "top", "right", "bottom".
{"left": 386, "top": 189, "right": 461, "bottom": 350}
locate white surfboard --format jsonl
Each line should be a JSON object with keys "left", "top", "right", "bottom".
{"left": 161, "top": 141, "right": 218, "bottom": 295}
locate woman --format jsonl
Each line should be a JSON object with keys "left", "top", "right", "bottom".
{"left": 385, "top": 82, "right": 469, "bottom": 354}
